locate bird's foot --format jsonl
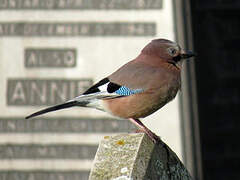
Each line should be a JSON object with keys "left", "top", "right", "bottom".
{"left": 129, "top": 118, "right": 161, "bottom": 144}
{"left": 136, "top": 128, "right": 161, "bottom": 144}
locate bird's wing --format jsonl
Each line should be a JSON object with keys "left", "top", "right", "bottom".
{"left": 82, "top": 77, "right": 144, "bottom": 97}
{"left": 25, "top": 77, "right": 144, "bottom": 119}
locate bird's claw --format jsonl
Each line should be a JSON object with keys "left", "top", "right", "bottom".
{"left": 135, "top": 128, "right": 161, "bottom": 144}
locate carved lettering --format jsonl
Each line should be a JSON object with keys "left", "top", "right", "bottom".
{"left": 10, "top": 82, "right": 26, "bottom": 103}
{"left": 0, "top": 0, "right": 163, "bottom": 9}
{"left": 0, "top": 22, "right": 156, "bottom": 37}
{"left": 7, "top": 79, "right": 93, "bottom": 106}
{"left": 25, "top": 49, "right": 76, "bottom": 68}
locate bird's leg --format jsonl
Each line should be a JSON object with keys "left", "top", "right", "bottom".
{"left": 128, "top": 118, "right": 160, "bottom": 144}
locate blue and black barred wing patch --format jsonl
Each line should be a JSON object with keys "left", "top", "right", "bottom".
{"left": 114, "top": 86, "right": 143, "bottom": 96}
{"left": 83, "top": 77, "right": 143, "bottom": 97}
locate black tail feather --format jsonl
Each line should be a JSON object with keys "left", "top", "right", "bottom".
{"left": 25, "top": 101, "right": 79, "bottom": 119}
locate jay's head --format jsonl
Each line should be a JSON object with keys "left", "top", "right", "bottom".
{"left": 141, "top": 39, "right": 195, "bottom": 66}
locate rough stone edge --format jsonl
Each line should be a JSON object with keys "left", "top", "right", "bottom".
{"left": 89, "top": 133, "right": 193, "bottom": 180}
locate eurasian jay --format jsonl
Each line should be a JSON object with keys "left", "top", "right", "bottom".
{"left": 26, "top": 39, "right": 195, "bottom": 143}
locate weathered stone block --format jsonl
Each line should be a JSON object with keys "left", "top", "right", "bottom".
{"left": 89, "top": 133, "right": 192, "bottom": 180}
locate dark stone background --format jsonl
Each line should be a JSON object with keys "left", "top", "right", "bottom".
{"left": 190, "top": 1, "right": 240, "bottom": 179}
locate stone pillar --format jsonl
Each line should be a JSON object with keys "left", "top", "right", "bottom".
{"left": 89, "top": 133, "right": 192, "bottom": 180}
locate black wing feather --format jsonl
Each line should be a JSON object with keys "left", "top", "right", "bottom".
{"left": 107, "top": 82, "right": 121, "bottom": 93}
{"left": 83, "top": 77, "right": 122, "bottom": 94}
{"left": 83, "top": 78, "right": 109, "bottom": 95}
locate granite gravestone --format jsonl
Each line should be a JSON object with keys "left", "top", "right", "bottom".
{"left": 190, "top": 1, "right": 240, "bottom": 179}
{"left": 0, "top": 1, "right": 184, "bottom": 179}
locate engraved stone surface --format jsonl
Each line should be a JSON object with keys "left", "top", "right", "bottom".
{"left": 0, "top": 1, "right": 181, "bottom": 179}
{"left": 7, "top": 79, "right": 93, "bottom": 106}
{"left": 0, "top": 0, "right": 163, "bottom": 10}
{"left": 0, "top": 22, "right": 156, "bottom": 37}
{"left": 25, "top": 48, "right": 76, "bottom": 68}
{"left": 0, "top": 117, "right": 135, "bottom": 133}
{"left": 89, "top": 133, "right": 192, "bottom": 180}
{"left": 0, "top": 144, "right": 98, "bottom": 159}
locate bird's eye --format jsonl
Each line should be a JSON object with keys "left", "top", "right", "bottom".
{"left": 167, "top": 48, "right": 177, "bottom": 56}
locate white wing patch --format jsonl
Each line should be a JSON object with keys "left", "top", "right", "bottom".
{"left": 98, "top": 82, "right": 110, "bottom": 92}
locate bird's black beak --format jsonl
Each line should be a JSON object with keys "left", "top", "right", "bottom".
{"left": 180, "top": 50, "right": 195, "bottom": 59}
